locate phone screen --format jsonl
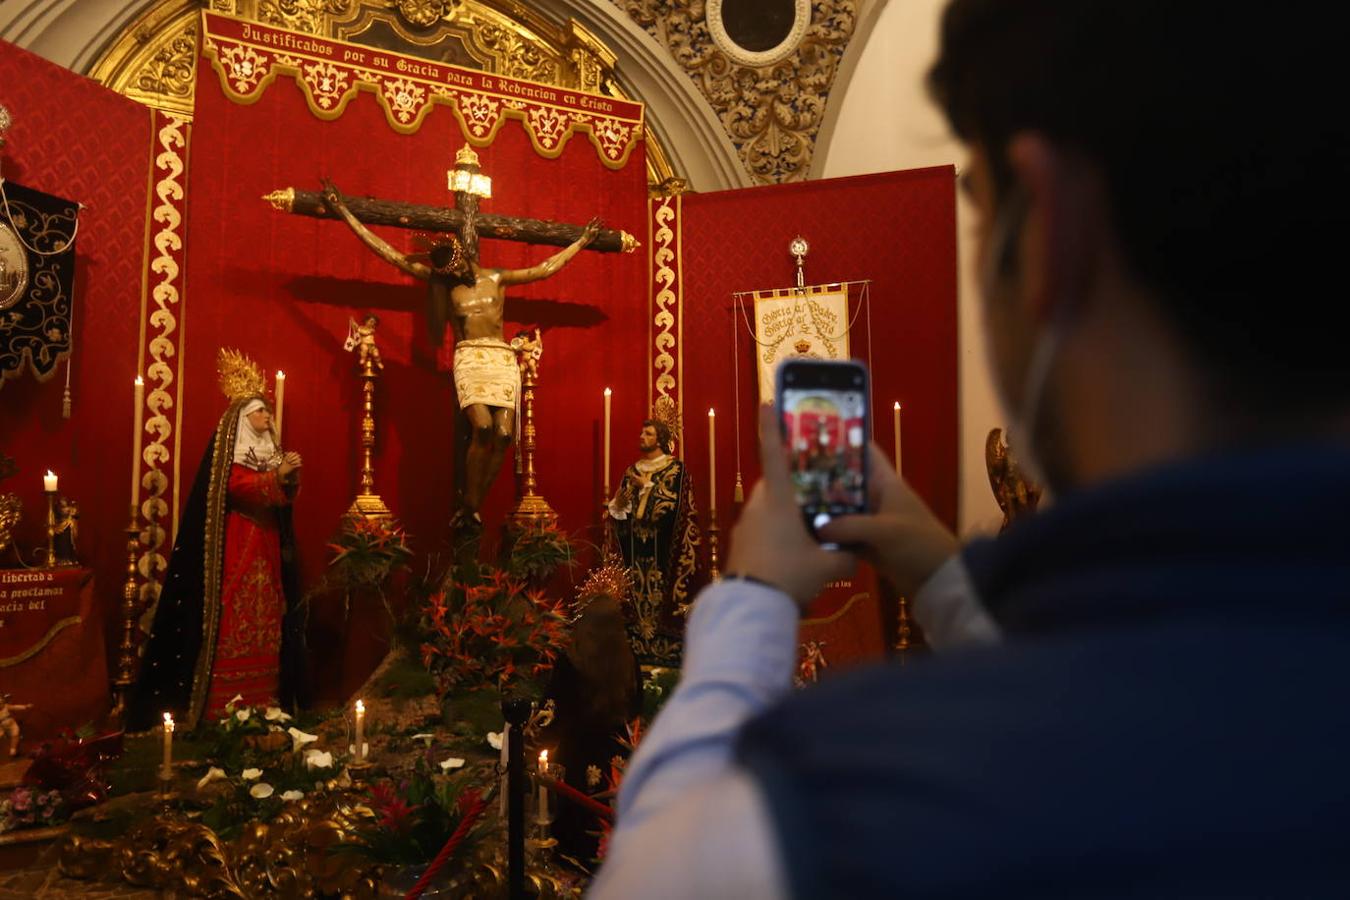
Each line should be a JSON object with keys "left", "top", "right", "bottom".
{"left": 778, "top": 361, "right": 869, "bottom": 535}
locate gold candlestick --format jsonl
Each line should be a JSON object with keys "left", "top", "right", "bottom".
{"left": 110, "top": 504, "right": 143, "bottom": 724}
{"left": 510, "top": 333, "right": 557, "bottom": 527}
{"left": 348, "top": 353, "right": 391, "bottom": 519}
{"left": 44, "top": 488, "right": 57, "bottom": 567}
{"left": 895, "top": 595, "right": 913, "bottom": 663}
{"left": 707, "top": 516, "right": 721, "bottom": 581}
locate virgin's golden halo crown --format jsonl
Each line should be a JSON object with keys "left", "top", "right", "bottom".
{"left": 217, "top": 347, "right": 267, "bottom": 402}
{"left": 455, "top": 144, "right": 481, "bottom": 168}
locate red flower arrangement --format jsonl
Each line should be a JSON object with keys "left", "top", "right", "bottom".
{"left": 418, "top": 569, "right": 569, "bottom": 691}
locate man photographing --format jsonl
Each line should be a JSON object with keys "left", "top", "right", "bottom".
{"left": 593, "top": 1, "right": 1349, "bottom": 896}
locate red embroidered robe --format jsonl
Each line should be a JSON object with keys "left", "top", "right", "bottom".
{"left": 204, "top": 464, "right": 291, "bottom": 718}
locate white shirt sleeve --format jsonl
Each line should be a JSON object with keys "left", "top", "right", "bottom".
{"left": 910, "top": 553, "right": 1001, "bottom": 649}
{"left": 589, "top": 580, "right": 799, "bottom": 898}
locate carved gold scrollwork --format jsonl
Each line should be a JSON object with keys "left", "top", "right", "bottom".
{"left": 91, "top": 0, "right": 678, "bottom": 183}
{"left": 258, "top": 0, "right": 356, "bottom": 34}
{"left": 615, "top": 0, "right": 856, "bottom": 183}
{"left": 396, "top": 0, "right": 454, "bottom": 28}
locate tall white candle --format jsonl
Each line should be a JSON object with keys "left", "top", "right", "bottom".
{"left": 603, "top": 387, "right": 612, "bottom": 496}
{"left": 537, "top": 749, "right": 550, "bottom": 824}
{"left": 44, "top": 470, "right": 58, "bottom": 493}
{"left": 162, "top": 712, "right": 174, "bottom": 774}
{"left": 354, "top": 698, "right": 365, "bottom": 762}
{"left": 131, "top": 376, "right": 145, "bottom": 513}
{"left": 893, "top": 402, "right": 902, "bottom": 473}
{"left": 708, "top": 408, "right": 717, "bottom": 515}
{"left": 274, "top": 371, "right": 286, "bottom": 443}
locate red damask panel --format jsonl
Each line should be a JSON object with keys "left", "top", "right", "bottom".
{"left": 0, "top": 42, "right": 154, "bottom": 664}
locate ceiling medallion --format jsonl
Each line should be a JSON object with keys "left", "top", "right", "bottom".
{"left": 705, "top": 0, "right": 812, "bottom": 67}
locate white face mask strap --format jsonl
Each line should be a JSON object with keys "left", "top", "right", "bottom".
{"left": 980, "top": 186, "right": 1064, "bottom": 483}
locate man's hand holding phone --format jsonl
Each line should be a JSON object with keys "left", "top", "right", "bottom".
{"left": 818, "top": 445, "right": 959, "bottom": 598}
{"left": 724, "top": 405, "right": 857, "bottom": 608}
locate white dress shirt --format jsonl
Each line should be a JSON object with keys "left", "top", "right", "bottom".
{"left": 588, "top": 556, "right": 998, "bottom": 898}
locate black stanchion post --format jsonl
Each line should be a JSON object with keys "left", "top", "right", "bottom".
{"left": 502, "top": 696, "right": 532, "bottom": 900}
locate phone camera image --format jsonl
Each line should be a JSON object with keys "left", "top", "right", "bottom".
{"left": 781, "top": 385, "right": 867, "bottom": 523}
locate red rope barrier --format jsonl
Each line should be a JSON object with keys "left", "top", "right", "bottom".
{"left": 543, "top": 776, "right": 615, "bottom": 823}
{"left": 404, "top": 793, "right": 490, "bottom": 900}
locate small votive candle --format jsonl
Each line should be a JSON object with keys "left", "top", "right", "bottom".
{"left": 354, "top": 699, "right": 366, "bottom": 762}
{"left": 162, "top": 712, "right": 175, "bottom": 775}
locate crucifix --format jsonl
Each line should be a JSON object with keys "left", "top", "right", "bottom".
{"left": 264, "top": 145, "right": 638, "bottom": 531}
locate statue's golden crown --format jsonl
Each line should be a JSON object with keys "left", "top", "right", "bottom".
{"left": 650, "top": 395, "right": 682, "bottom": 443}
{"left": 217, "top": 348, "right": 266, "bottom": 402}
{"left": 454, "top": 144, "right": 481, "bottom": 168}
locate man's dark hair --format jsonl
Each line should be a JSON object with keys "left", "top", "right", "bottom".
{"left": 644, "top": 418, "right": 674, "bottom": 454}
{"left": 928, "top": 2, "right": 1347, "bottom": 411}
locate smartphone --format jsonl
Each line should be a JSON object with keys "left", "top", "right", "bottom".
{"left": 775, "top": 359, "right": 870, "bottom": 543}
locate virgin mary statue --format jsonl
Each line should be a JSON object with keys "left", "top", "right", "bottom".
{"left": 128, "top": 349, "right": 307, "bottom": 731}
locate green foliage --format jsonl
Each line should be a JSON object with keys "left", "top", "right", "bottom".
{"left": 335, "top": 763, "right": 495, "bottom": 866}
{"left": 326, "top": 513, "right": 414, "bottom": 590}
{"left": 375, "top": 654, "right": 439, "bottom": 700}
{"left": 640, "top": 668, "right": 680, "bottom": 723}
{"left": 308, "top": 513, "right": 414, "bottom": 633}
{"left": 502, "top": 520, "right": 577, "bottom": 584}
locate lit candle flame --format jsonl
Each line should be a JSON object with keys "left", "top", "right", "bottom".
{"left": 894, "top": 401, "right": 901, "bottom": 410}
{"left": 163, "top": 712, "right": 175, "bottom": 732}
{"left": 604, "top": 387, "right": 611, "bottom": 396}
{"left": 135, "top": 375, "right": 143, "bottom": 386}
{"left": 539, "top": 749, "right": 548, "bottom": 767}
{"left": 708, "top": 408, "right": 715, "bottom": 417}
{"left": 355, "top": 699, "right": 364, "bottom": 714}
{"left": 277, "top": 370, "right": 285, "bottom": 380}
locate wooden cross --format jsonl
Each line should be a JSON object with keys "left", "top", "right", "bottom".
{"left": 263, "top": 144, "right": 638, "bottom": 257}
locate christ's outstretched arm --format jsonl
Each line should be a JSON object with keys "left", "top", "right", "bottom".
{"left": 499, "top": 217, "right": 602, "bottom": 285}
{"left": 321, "top": 180, "right": 431, "bottom": 281}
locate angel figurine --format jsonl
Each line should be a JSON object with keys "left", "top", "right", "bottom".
{"left": 1, "top": 694, "right": 32, "bottom": 758}
{"left": 511, "top": 327, "right": 543, "bottom": 381}
{"left": 344, "top": 314, "right": 384, "bottom": 371}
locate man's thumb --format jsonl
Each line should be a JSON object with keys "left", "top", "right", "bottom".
{"left": 816, "top": 514, "right": 883, "bottom": 548}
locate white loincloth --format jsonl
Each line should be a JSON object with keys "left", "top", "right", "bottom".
{"left": 453, "top": 338, "right": 519, "bottom": 410}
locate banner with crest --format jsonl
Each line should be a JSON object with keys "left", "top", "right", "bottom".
{"left": 0, "top": 180, "right": 79, "bottom": 388}
{"left": 751, "top": 285, "right": 851, "bottom": 400}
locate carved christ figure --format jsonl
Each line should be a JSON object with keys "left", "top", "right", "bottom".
{"left": 322, "top": 183, "right": 600, "bottom": 526}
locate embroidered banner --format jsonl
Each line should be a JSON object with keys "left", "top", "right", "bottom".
{"left": 649, "top": 193, "right": 683, "bottom": 416}
{"left": 200, "top": 11, "right": 644, "bottom": 169}
{"left": 135, "top": 110, "right": 192, "bottom": 596}
{"left": 0, "top": 180, "right": 78, "bottom": 388}
{"left": 752, "top": 285, "right": 850, "bottom": 400}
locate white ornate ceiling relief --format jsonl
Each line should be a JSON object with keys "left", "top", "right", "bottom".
{"left": 614, "top": 0, "right": 857, "bottom": 183}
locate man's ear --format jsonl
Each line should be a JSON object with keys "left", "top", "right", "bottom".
{"left": 1006, "top": 134, "right": 1101, "bottom": 326}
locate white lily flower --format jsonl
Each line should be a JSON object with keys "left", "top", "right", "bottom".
{"left": 196, "top": 767, "right": 227, "bottom": 791}
{"left": 264, "top": 707, "right": 292, "bottom": 722}
{"left": 410, "top": 733, "right": 435, "bottom": 747}
{"left": 250, "top": 783, "right": 275, "bottom": 799}
{"left": 487, "top": 731, "right": 503, "bottom": 750}
{"left": 241, "top": 768, "right": 263, "bottom": 781}
{"left": 235, "top": 708, "right": 251, "bottom": 722}
{"left": 228, "top": 694, "right": 244, "bottom": 706}
{"left": 304, "top": 749, "right": 334, "bottom": 770}
{"left": 287, "top": 727, "right": 319, "bottom": 751}
{"left": 281, "top": 790, "right": 304, "bottom": 802}
{"left": 439, "top": 757, "right": 466, "bottom": 772}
